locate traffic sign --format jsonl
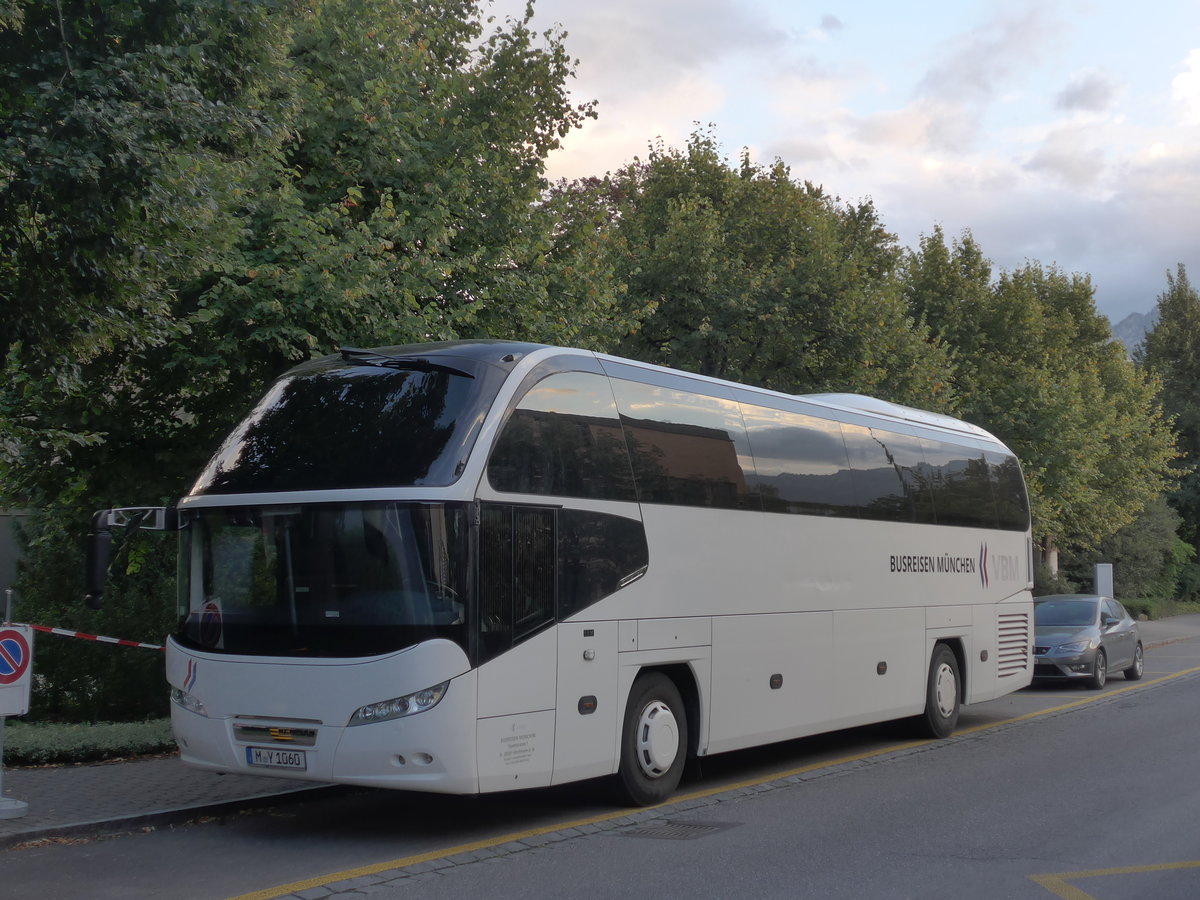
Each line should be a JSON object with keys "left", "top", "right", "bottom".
{"left": 0, "top": 628, "right": 30, "bottom": 685}
{"left": 0, "top": 625, "right": 33, "bottom": 716}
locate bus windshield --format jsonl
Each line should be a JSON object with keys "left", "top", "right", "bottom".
{"left": 189, "top": 362, "right": 499, "bottom": 495}
{"left": 177, "top": 503, "right": 470, "bottom": 658}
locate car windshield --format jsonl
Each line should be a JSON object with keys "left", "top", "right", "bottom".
{"left": 1035, "top": 598, "right": 1098, "bottom": 628}
{"left": 176, "top": 503, "right": 469, "bottom": 658}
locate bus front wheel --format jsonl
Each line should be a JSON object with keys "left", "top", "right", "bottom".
{"left": 922, "top": 644, "right": 961, "bottom": 739}
{"left": 616, "top": 672, "right": 688, "bottom": 806}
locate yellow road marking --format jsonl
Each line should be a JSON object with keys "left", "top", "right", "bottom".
{"left": 229, "top": 664, "right": 1200, "bottom": 900}
{"left": 1031, "top": 861, "right": 1200, "bottom": 899}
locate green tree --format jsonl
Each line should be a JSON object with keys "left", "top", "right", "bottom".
{"left": 1, "top": 0, "right": 296, "bottom": 718}
{"left": 1060, "top": 496, "right": 1194, "bottom": 600}
{"left": 598, "top": 133, "right": 955, "bottom": 405}
{"left": 1135, "top": 264, "right": 1200, "bottom": 553}
{"left": 905, "top": 231, "right": 1177, "bottom": 565}
{"left": 0, "top": 0, "right": 605, "bottom": 720}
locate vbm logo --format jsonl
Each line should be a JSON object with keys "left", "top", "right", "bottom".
{"left": 979, "top": 543, "right": 1023, "bottom": 588}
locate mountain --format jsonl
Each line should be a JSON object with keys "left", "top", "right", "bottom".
{"left": 1111, "top": 309, "right": 1158, "bottom": 354}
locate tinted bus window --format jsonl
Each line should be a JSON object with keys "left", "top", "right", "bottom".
{"left": 488, "top": 371, "right": 637, "bottom": 502}
{"left": 988, "top": 451, "right": 1031, "bottom": 530}
{"left": 558, "top": 509, "right": 649, "bottom": 619}
{"left": 739, "top": 405, "right": 857, "bottom": 517}
{"left": 192, "top": 366, "right": 494, "bottom": 494}
{"left": 478, "top": 505, "right": 556, "bottom": 664}
{"left": 610, "top": 380, "right": 755, "bottom": 510}
{"left": 841, "top": 424, "right": 934, "bottom": 523}
{"left": 919, "top": 440, "right": 998, "bottom": 528}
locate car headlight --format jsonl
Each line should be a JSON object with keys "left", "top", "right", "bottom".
{"left": 171, "top": 686, "right": 209, "bottom": 717}
{"left": 1057, "top": 640, "right": 1094, "bottom": 653}
{"left": 348, "top": 681, "right": 449, "bottom": 726}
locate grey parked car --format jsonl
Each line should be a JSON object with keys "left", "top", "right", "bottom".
{"left": 1033, "top": 594, "right": 1144, "bottom": 689}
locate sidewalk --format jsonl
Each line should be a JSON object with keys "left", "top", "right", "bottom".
{"left": 3, "top": 614, "right": 1200, "bottom": 851}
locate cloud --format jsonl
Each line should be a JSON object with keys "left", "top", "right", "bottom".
{"left": 1172, "top": 49, "right": 1200, "bottom": 125}
{"left": 1025, "top": 125, "right": 1107, "bottom": 188}
{"left": 539, "top": 0, "right": 786, "bottom": 93}
{"left": 819, "top": 14, "right": 844, "bottom": 34}
{"left": 915, "top": 6, "right": 1058, "bottom": 107}
{"left": 548, "top": 73, "right": 728, "bottom": 176}
{"left": 1055, "top": 70, "right": 1118, "bottom": 112}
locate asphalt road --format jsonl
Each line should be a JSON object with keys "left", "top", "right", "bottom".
{"left": 5, "top": 638, "right": 1200, "bottom": 900}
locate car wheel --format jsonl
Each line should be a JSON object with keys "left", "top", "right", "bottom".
{"left": 921, "top": 644, "right": 960, "bottom": 738}
{"left": 1088, "top": 649, "right": 1107, "bottom": 690}
{"left": 1123, "top": 643, "right": 1144, "bottom": 681}
{"left": 615, "top": 672, "right": 688, "bottom": 806}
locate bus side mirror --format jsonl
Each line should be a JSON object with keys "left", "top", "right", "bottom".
{"left": 84, "top": 510, "right": 113, "bottom": 610}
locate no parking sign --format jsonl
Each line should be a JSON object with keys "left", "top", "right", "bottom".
{"left": 0, "top": 625, "right": 33, "bottom": 717}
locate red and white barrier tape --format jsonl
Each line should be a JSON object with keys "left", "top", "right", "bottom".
{"left": 15, "top": 622, "right": 163, "bottom": 651}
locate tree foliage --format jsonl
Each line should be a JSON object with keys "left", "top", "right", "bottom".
{"left": 594, "top": 133, "right": 956, "bottom": 405}
{"left": 1060, "top": 496, "right": 1194, "bottom": 601}
{"left": 904, "top": 229, "right": 1177, "bottom": 559}
{"left": 0, "top": 0, "right": 608, "bottom": 719}
{"left": 1135, "top": 264, "right": 1200, "bottom": 550}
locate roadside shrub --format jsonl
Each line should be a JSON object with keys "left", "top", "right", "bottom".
{"left": 1033, "top": 564, "right": 1078, "bottom": 596}
{"left": 14, "top": 506, "right": 176, "bottom": 723}
{"left": 2, "top": 719, "right": 175, "bottom": 766}
{"left": 1121, "top": 599, "right": 1153, "bottom": 620}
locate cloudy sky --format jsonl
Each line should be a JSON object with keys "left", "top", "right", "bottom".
{"left": 491, "top": 0, "right": 1199, "bottom": 324}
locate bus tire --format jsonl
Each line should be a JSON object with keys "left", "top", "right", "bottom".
{"left": 922, "top": 644, "right": 960, "bottom": 739}
{"left": 615, "top": 672, "right": 688, "bottom": 806}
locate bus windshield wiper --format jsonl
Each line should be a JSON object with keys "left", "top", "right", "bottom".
{"left": 339, "top": 347, "right": 475, "bottom": 379}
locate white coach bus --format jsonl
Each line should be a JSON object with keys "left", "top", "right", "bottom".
{"left": 87, "top": 341, "right": 1033, "bottom": 805}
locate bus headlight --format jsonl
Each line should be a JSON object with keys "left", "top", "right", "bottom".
{"left": 171, "top": 687, "right": 209, "bottom": 717}
{"left": 348, "top": 681, "right": 450, "bottom": 726}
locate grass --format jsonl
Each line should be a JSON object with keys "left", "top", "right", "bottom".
{"left": 1, "top": 718, "right": 175, "bottom": 766}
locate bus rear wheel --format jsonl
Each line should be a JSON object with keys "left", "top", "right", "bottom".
{"left": 615, "top": 672, "right": 688, "bottom": 807}
{"left": 921, "top": 644, "right": 960, "bottom": 739}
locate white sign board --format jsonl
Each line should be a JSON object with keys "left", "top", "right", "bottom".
{"left": 0, "top": 625, "right": 33, "bottom": 717}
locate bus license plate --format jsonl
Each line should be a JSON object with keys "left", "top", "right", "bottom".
{"left": 246, "top": 746, "right": 307, "bottom": 770}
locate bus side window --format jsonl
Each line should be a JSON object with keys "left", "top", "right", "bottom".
{"left": 558, "top": 509, "right": 649, "bottom": 620}
{"left": 477, "top": 504, "right": 556, "bottom": 664}
{"left": 738, "top": 404, "right": 857, "bottom": 517}
{"left": 841, "top": 423, "right": 931, "bottom": 523}
{"left": 487, "top": 371, "right": 636, "bottom": 502}
{"left": 919, "top": 440, "right": 998, "bottom": 529}
{"left": 610, "top": 380, "right": 755, "bottom": 510}
{"left": 988, "top": 451, "right": 1030, "bottom": 530}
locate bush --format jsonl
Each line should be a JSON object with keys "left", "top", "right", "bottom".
{"left": 14, "top": 506, "right": 176, "bottom": 723}
{"left": 1121, "top": 599, "right": 1153, "bottom": 620}
{"left": 1, "top": 718, "right": 175, "bottom": 766}
{"left": 1033, "top": 563, "right": 1078, "bottom": 596}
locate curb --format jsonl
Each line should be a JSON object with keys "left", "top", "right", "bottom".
{"left": 0, "top": 783, "right": 339, "bottom": 851}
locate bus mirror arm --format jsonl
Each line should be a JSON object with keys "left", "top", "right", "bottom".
{"left": 82, "top": 506, "right": 179, "bottom": 608}
{"left": 84, "top": 509, "right": 113, "bottom": 609}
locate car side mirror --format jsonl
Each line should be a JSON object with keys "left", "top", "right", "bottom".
{"left": 1103, "top": 616, "right": 1119, "bottom": 629}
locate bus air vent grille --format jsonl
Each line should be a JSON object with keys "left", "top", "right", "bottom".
{"left": 996, "top": 611, "right": 1030, "bottom": 677}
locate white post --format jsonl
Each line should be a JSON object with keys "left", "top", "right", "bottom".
{"left": 1094, "top": 563, "right": 1115, "bottom": 598}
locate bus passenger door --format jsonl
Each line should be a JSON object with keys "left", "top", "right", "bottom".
{"left": 552, "top": 621, "right": 620, "bottom": 785}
